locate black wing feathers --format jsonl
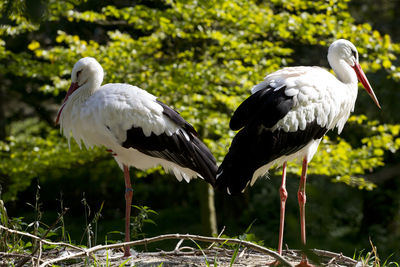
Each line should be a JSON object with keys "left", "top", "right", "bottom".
{"left": 216, "top": 121, "right": 328, "bottom": 194}
{"left": 156, "top": 100, "right": 197, "bottom": 136}
{"left": 217, "top": 82, "right": 328, "bottom": 194}
{"left": 122, "top": 100, "right": 217, "bottom": 186}
{"left": 229, "top": 84, "right": 293, "bottom": 131}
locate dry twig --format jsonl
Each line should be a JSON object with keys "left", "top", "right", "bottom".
{"left": 14, "top": 208, "right": 69, "bottom": 267}
{"left": 2, "top": 225, "right": 359, "bottom": 267}
{"left": 0, "top": 225, "right": 85, "bottom": 253}
{"left": 287, "top": 249, "right": 358, "bottom": 265}
{"left": 1, "top": 226, "right": 294, "bottom": 267}
{"left": 37, "top": 233, "right": 293, "bottom": 267}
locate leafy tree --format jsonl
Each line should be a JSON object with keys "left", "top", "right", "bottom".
{"left": 1, "top": 0, "right": 399, "bottom": 198}
{"left": 1, "top": 0, "right": 400, "bottom": 259}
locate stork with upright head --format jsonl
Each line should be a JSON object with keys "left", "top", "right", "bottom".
{"left": 56, "top": 57, "right": 217, "bottom": 257}
{"left": 216, "top": 39, "right": 380, "bottom": 267}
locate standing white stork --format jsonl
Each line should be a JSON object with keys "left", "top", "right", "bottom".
{"left": 216, "top": 39, "right": 380, "bottom": 267}
{"left": 56, "top": 57, "right": 217, "bottom": 257}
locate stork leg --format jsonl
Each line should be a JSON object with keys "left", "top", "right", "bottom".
{"left": 278, "top": 161, "right": 288, "bottom": 255}
{"left": 295, "top": 157, "right": 314, "bottom": 267}
{"left": 123, "top": 164, "right": 133, "bottom": 257}
{"left": 271, "top": 162, "right": 288, "bottom": 266}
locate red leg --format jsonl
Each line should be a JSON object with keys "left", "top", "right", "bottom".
{"left": 296, "top": 157, "right": 314, "bottom": 267}
{"left": 271, "top": 162, "right": 289, "bottom": 266}
{"left": 123, "top": 165, "right": 133, "bottom": 257}
{"left": 278, "top": 161, "right": 288, "bottom": 255}
{"left": 106, "top": 149, "right": 117, "bottom": 156}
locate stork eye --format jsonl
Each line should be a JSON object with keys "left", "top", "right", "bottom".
{"left": 76, "top": 70, "right": 82, "bottom": 78}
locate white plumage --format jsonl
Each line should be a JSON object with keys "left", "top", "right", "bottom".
{"left": 249, "top": 65, "right": 359, "bottom": 184}
{"left": 56, "top": 57, "right": 217, "bottom": 256}
{"left": 57, "top": 58, "right": 215, "bottom": 182}
{"left": 216, "top": 39, "right": 380, "bottom": 266}
{"left": 261, "top": 67, "right": 355, "bottom": 133}
{"left": 59, "top": 82, "right": 197, "bottom": 180}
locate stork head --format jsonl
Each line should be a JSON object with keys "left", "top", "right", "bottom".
{"left": 56, "top": 57, "right": 104, "bottom": 124}
{"left": 328, "top": 39, "right": 380, "bottom": 108}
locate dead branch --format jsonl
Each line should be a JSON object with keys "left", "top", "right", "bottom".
{"left": 36, "top": 233, "right": 294, "bottom": 267}
{"left": 288, "top": 249, "right": 358, "bottom": 265}
{"left": 4, "top": 224, "right": 359, "bottom": 267}
{"left": 0, "top": 225, "right": 85, "bottom": 253}
{"left": 15, "top": 208, "right": 69, "bottom": 267}
{"left": 0, "top": 252, "right": 36, "bottom": 259}
{"left": 0, "top": 252, "right": 45, "bottom": 265}
{"left": 36, "top": 241, "right": 42, "bottom": 267}
{"left": 207, "top": 225, "right": 225, "bottom": 249}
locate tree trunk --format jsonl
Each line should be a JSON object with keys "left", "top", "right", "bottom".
{"left": 197, "top": 182, "right": 217, "bottom": 236}
{"left": 207, "top": 184, "right": 217, "bottom": 235}
{"left": 0, "top": 83, "right": 6, "bottom": 140}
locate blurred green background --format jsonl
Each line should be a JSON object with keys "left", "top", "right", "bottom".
{"left": 1, "top": 0, "right": 399, "bottom": 262}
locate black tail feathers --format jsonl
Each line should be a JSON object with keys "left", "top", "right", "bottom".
{"left": 190, "top": 134, "right": 218, "bottom": 187}
{"left": 215, "top": 150, "right": 257, "bottom": 195}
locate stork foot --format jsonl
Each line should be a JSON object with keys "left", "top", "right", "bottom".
{"left": 106, "top": 148, "right": 117, "bottom": 156}
{"left": 269, "top": 260, "right": 284, "bottom": 266}
{"left": 123, "top": 246, "right": 131, "bottom": 257}
{"left": 295, "top": 259, "right": 314, "bottom": 267}
{"left": 123, "top": 246, "right": 132, "bottom": 258}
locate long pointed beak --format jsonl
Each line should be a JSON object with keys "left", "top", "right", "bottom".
{"left": 352, "top": 63, "right": 381, "bottom": 109}
{"left": 56, "top": 82, "right": 80, "bottom": 124}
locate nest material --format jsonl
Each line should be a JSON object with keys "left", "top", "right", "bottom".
{"left": 0, "top": 226, "right": 359, "bottom": 267}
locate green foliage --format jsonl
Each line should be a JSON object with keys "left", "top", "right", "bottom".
{"left": 1, "top": 1, "right": 400, "bottom": 261}
{"left": 308, "top": 115, "right": 400, "bottom": 189}
{"left": 0, "top": 185, "right": 159, "bottom": 263}
{"left": 0, "top": 185, "right": 59, "bottom": 256}
{"left": 0, "top": 118, "right": 109, "bottom": 201}
{"left": 1, "top": 0, "right": 400, "bottom": 201}
{"left": 80, "top": 193, "right": 104, "bottom": 247}
{"left": 355, "top": 239, "right": 400, "bottom": 267}
{"left": 131, "top": 205, "right": 158, "bottom": 239}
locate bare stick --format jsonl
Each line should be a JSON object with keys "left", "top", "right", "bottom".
{"left": 0, "top": 225, "right": 84, "bottom": 253}
{"left": 207, "top": 225, "right": 225, "bottom": 249}
{"left": 39, "top": 233, "right": 294, "bottom": 267}
{"left": 0, "top": 252, "right": 41, "bottom": 261}
{"left": 36, "top": 241, "right": 42, "bottom": 267}
{"left": 313, "top": 249, "right": 358, "bottom": 264}
{"left": 174, "top": 239, "right": 184, "bottom": 251}
{"left": 15, "top": 208, "right": 69, "bottom": 267}
{"left": 287, "top": 249, "right": 358, "bottom": 265}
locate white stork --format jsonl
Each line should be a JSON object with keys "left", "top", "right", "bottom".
{"left": 56, "top": 57, "right": 217, "bottom": 257}
{"left": 216, "top": 39, "right": 380, "bottom": 267}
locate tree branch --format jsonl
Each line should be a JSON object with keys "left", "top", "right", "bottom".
{"left": 0, "top": 225, "right": 85, "bottom": 253}
{"left": 288, "top": 249, "right": 358, "bottom": 265}
{"left": 2, "top": 225, "right": 360, "bottom": 267}
{"left": 1, "top": 226, "right": 294, "bottom": 267}
{"left": 37, "top": 233, "right": 294, "bottom": 267}
{"left": 15, "top": 208, "right": 69, "bottom": 267}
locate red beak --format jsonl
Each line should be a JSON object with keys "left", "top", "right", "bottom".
{"left": 56, "top": 82, "right": 80, "bottom": 124}
{"left": 352, "top": 63, "right": 381, "bottom": 109}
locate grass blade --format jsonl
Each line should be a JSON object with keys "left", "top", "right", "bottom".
{"left": 190, "top": 238, "right": 210, "bottom": 267}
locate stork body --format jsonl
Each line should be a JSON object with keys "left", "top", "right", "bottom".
{"left": 57, "top": 57, "right": 217, "bottom": 257}
{"left": 216, "top": 39, "right": 380, "bottom": 266}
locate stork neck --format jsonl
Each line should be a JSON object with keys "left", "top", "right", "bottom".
{"left": 69, "top": 79, "right": 100, "bottom": 107}
{"left": 329, "top": 58, "right": 358, "bottom": 86}
{"left": 84, "top": 79, "right": 99, "bottom": 97}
